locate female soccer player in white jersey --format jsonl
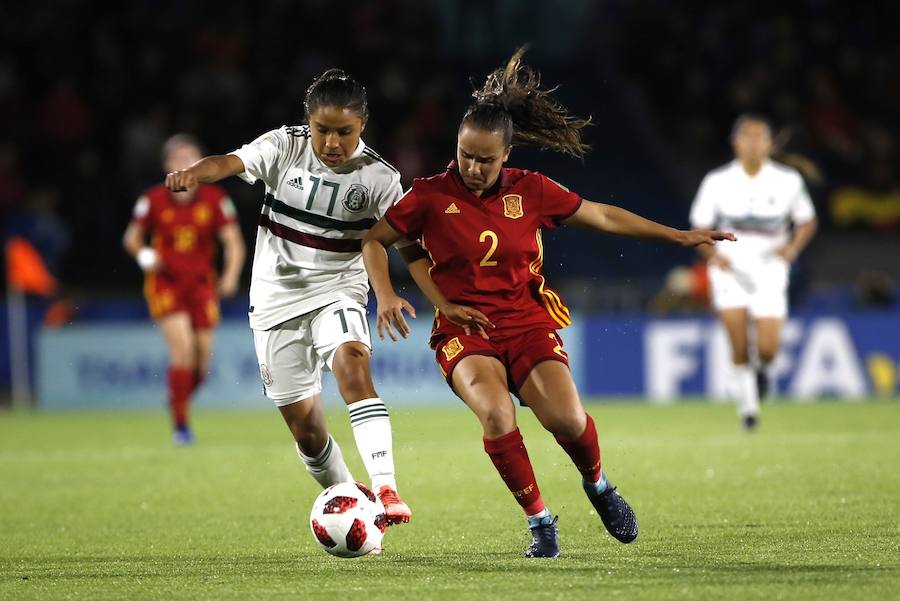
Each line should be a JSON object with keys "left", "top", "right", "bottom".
{"left": 690, "top": 114, "right": 817, "bottom": 430}
{"left": 164, "top": 69, "right": 411, "bottom": 526}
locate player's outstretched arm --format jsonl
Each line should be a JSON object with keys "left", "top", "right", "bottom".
{"left": 165, "top": 154, "right": 246, "bottom": 192}
{"left": 217, "top": 223, "right": 246, "bottom": 297}
{"left": 777, "top": 217, "right": 817, "bottom": 263}
{"left": 561, "top": 200, "right": 736, "bottom": 247}
{"left": 123, "top": 221, "right": 160, "bottom": 272}
{"left": 362, "top": 220, "right": 417, "bottom": 341}
{"left": 400, "top": 250, "right": 493, "bottom": 339}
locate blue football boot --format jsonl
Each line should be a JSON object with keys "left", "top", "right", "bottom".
{"left": 524, "top": 514, "right": 560, "bottom": 558}
{"left": 583, "top": 479, "right": 638, "bottom": 543}
{"left": 173, "top": 425, "right": 194, "bottom": 446}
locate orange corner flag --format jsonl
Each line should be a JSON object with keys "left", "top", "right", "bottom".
{"left": 5, "top": 237, "right": 57, "bottom": 296}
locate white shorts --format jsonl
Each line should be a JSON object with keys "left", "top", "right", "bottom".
{"left": 709, "top": 257, "right": 790, "bottom": 319}
{"left": 252, "top": 299, "right": 372, "bottom": 405}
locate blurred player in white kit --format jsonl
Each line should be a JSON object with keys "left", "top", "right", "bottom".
{"left": 690, "top": 114, "right": 817, "bottom": 430}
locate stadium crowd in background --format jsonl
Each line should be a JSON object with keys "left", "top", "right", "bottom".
{"left": 0, "top": 1, "right": 897, "bottom": 305}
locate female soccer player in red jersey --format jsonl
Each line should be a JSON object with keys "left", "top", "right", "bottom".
{"left": 362, "top": 49, "right": 734, "bottom": 557}
{"left": 124, "top": 135, "right": 246, "bottom": 445}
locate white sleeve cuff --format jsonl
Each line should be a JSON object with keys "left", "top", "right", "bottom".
{"left": 136, "top": 247, "right": 158, "bottom": 271}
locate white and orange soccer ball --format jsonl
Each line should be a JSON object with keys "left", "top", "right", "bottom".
{"left": 309, "top": 481, "right": 387, "bottom": 557}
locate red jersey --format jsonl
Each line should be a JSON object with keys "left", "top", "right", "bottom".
{"left": 385, "top": 161, "right": 582, "bottom": 342}
{"left": 132, "top": 183, "right": 236, "bottom": 282}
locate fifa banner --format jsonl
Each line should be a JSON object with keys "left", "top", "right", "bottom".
{"left": 582, "top": 313, "right": 900, "bottom": 400}
{"left": 36, "top": 320, "right": 478, "bottom": 409}
{"left": 34, "top": 311, "right": 897, "bottom": 408}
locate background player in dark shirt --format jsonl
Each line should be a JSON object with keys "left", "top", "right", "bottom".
{"left": 124, "top": 134, "right": 246, "bottom": 445}
{"left": 362, "top": 49, "right": 733, "bottom": 557}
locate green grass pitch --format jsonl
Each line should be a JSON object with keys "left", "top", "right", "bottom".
{"left": 1, "top": 401, "right": 898, "bottom": 600}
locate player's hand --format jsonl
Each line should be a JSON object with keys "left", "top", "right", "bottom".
{"left": 218, "top": 276, "right": 239, "bottom": 298}
{"left": 376, "top": 294, "right": 416, "bottom": 342}
{"left": 775, "top": 246, "right": 798, "bottom": 263}
{"left": 678, "top": 229, "right": 736, "bottom": 247}
{"left": 708, "top": 254, "right": 732, "bottom": 271}
{"left": 165, "top": 169, "right": 199, "bottom": 192}
{"left": 440, "top": 303, "right": 494, "bottom": 340}
{"left": 136, "top": 247, "right": 161, "bottom": 272}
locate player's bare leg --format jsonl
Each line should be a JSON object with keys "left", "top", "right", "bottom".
{"left": 754, "top": 317, "right": 783, "bottom": 400}
{"left": 332, "top": 341, "right": 410, "bottom": 525}
{"left": 279, "top": 393, "right": 354, "bottom": 488}
{"left": 453, "top": 355, "right": 558, "bottom": 557}
{"left": 719, "top": 308, "right": 758, "bottom": 429}
{"left": 157, "top": 312, "right": 197, "bottom": 444}
{"left": 521, "top": 360, "right": 638, "bottom": 544}
{"left": 194, "top": 328, "right": 214, "bottom": 391}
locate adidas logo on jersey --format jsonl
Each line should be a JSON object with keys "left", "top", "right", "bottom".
{"left": 445, "top": 203, "right": 460, "bottom": 214}
{"left": 287, "top": 177, "right": 303, "bottom": 190}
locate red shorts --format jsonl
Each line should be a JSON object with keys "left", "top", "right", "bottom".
{"left": 433, "top": 325, "right": 570, "bottom": 400}
{"left": 144, "top": 273, "right": 220, "bottom": 329}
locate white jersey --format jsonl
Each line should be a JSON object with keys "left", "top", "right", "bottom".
{"left": 231, "top": 125, "right": 402, "bottom": 330}
{"left": 690, "top": 159, "right": 815, "bottom": 267}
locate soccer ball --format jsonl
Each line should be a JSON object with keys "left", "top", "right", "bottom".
{"left": 309, "top": 481, "right": 387, "bottom": 557}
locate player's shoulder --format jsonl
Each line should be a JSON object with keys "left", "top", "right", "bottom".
{"left": 255, "top": 124, "right": 310, "bottom": 153}
{"left": 283, "top": 124, "right": 311, "bottom": 139}
{"left": 704, "top": 161, "right": 738, "bottom": 181}
{"left": 766, "top": 160, "right": 804, "bottom": 183}
{"left": 357, "top": 144, "right": 400, "bottom": 181}
{"left": 142, "top": 183, "right": 172, "bottom": 205}
{"left": 196, "top": 183, "right": 230, "bottom": 204}
{"left": 410, "top": 168, "right": 454, "bottom": 196}
{"left": 505, "top": 167, "right": 538, "bottom": 188}
{"left": 512, "top": 169, "right": 572, "bottom": 193}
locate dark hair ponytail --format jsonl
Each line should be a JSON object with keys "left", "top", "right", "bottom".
{"left": 304, "top": 68, "right": 369, "bottom": 121}
{"left": 461, "top": 47, "right": 590, "bottom": 159}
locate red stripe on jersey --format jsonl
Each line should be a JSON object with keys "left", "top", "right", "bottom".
{"left": 259, "top": 215, "right": 362, "bottom": 253}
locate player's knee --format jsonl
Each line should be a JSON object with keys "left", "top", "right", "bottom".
{"left": 296, "top": 428, "right": 329, "bottom": 457}
{"left": 543, "top": 410, "right": 586, "bottom": 440}
{"left": 731, "top": 348, "right": 750, "bottom": 365}
{"left": 757, "top": 345, "right": 778, "bottom": 364}
{"left": 332, "top": 346, "right": 373, "bottom": 396}
{"left": 481, "top": 405, "right": 516, "bottom": 438}
{"left": 169, "top": 340, "right": 196, "bottom": 368}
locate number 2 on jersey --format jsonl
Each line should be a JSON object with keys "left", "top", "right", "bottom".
{"left": 479, "top": 230, "right": 499, "bottom": 267}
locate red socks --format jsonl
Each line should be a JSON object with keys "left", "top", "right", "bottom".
{"left": 167, "top": 367, "right": 194, "bottom": 428}
{"left": 483, "top": 417, "right": 602, "bottom": 515}
{"left": 555, "top": 413, "right": 602, "bottom": 483}
{"left": 483, "top": 428, "right": 545, "bottom": 515}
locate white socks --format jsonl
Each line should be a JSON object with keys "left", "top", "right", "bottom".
{"left": 733, "top": 363, "right": 760, "bottom": 418}
{"left": 296, "top": 435, "right": 353, "bottom": 488}
{"left": 347, "top": 397, "right": 397, "bottom": 492}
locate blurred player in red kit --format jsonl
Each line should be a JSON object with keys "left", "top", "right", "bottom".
{"left": 363, "top": 49, "right": 734, "bottom": 557}
{"left": 123, "top": 134, "right": 246, "bottom": 445}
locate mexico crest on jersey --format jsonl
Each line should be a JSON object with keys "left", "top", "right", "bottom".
{"left": 502, "top": 194, "right": 524, "bottom": 219}
{"left": 343, "top": 184, "right": 370, "bottom": 213}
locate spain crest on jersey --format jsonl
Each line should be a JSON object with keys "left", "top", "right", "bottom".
{"left": 502, "top": 194, "right": 524, "bottom": 219}
{"left": 193, "top": 204, "right": 212, "bottom": 225}
{"left": 343, "top": 184, "right": 370, "bottom": 213}
{"left": 441, "top": 336, "right": 464, "bottom": 361}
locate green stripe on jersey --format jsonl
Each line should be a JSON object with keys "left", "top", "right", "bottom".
{"left": 263, "top": 194, "right": 376, "bottom": 231}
